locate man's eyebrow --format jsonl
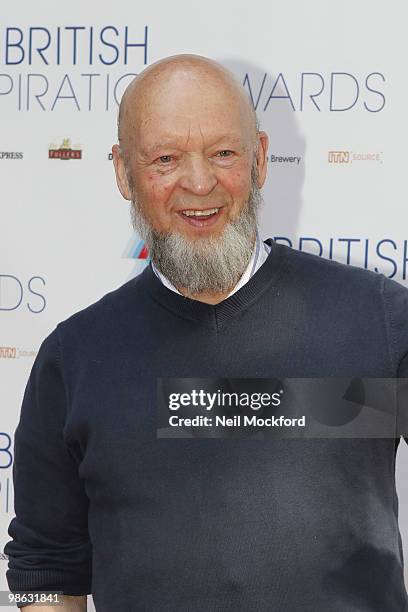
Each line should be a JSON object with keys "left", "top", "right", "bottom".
{"left": 208, "top": 135, "right": 246, "bottom": 147}
{"left": 140, "top": 142, "right": 179, "bottom": 157}
{"left": 140, "top": 135, "right": 246, "bottom": 157}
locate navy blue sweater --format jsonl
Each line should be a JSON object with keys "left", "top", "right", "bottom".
{"left": 4, "top": 239, "right": 408, "bottom": 611}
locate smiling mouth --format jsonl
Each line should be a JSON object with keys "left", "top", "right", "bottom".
{"left": 181, "top": 207, "right": 220, "bottom": 217}
{"left": 178, "top": 206, "right": 223, "bottom": 228}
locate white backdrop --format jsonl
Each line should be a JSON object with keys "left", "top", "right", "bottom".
{"left": 1, "top": 1, "right": 407, "bottom": 608}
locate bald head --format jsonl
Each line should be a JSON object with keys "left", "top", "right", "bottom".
{"left": 117, "top": 54, "right": 258, "bottom": 160}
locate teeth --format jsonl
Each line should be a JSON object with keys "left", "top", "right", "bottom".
{"left": 182, "top": 207, "right": 219, "bottom": 217}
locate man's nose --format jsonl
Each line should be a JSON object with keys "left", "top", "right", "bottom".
{"left": 179, "top": 155, "right": 218, "bottom": 196}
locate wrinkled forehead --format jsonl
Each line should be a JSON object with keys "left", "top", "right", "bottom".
{"left": 121, "top": 68, "right": 256, "bottom": 156}
{"left": 137, "top": 113, "right": 252, "bottom": 158}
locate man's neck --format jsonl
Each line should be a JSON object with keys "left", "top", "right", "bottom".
{"left": 175, "top": 285, "right": 237, "bottom": 305}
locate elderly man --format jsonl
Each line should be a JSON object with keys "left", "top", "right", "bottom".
{"left": 4, "top": 54, "right": 408, "bottom": 611}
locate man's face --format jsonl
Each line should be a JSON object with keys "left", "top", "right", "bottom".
{"left": 126, "top": 85, "right": 257, "bottom": 239}
{"left": 113, "top": 67, "right": 268, "bottom": 296}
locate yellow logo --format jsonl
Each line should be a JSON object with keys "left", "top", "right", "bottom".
{"left": 49, "top": 138, "right": 82, "bottom": 160}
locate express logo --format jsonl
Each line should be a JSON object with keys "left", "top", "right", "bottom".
{"left": 49, "top": 138, "right": 82, "bottom": 160}
{"left": 0, "top": 152, "right": 23, "bottom": 159}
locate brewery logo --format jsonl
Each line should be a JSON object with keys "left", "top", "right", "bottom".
{"left": 267, "top": 154, "right": 301, "bottom": 165}
{"left": 49, "top": 138, "right": 82, "bottom": 160}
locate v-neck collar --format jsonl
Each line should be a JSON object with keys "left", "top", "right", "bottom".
{"left": 138, "top": 238, "right": 286, "bottom": 328}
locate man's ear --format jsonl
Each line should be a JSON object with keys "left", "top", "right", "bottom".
{"left": 112, "top": 144, "right": 132, "bottom": 201}
{"left": 254, "top": 131, "right": 269, "bottom": 189}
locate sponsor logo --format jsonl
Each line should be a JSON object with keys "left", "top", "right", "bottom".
{"left": 328, "top": 150, "right": 383, "bottom": 164}
{"left": 0, "top": 152, "right": 23, "bottom": 159}
{"left": 267, "top": 154, "right": 301, "bottom": 165}
{"left": 123, "top": 236, "right": 149, "bottom": 259}
{"left": 49, "top": 138, "right": 82, "bottom": 160}
{"left": 0, "top": 347, "right": 16, "bottom": 358}
{"left": 0, "top": 346, "right": 37, "bottom": 359}
{"left": 328, "top": 151, "right": 349, "bottom": 163}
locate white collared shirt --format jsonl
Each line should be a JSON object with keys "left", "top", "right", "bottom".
{"left": 150, "top": 228, "right": 271, "bottom": 299}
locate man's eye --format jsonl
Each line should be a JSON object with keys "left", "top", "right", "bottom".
{"left": 157, "top": 155, "right": 173, "bottom": 164}
{"left": 217, "top": 150, "right": 233, "bottom": 158}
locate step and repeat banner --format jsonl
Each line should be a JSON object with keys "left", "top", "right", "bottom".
{"left": 1, "top": 1, "right": 406, "bottom": 608}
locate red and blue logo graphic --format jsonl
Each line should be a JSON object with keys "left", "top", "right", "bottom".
{"left": 122, "top": 235, "right": 149, "bottom": 260}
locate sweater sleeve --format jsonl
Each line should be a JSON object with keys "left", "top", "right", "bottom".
{"left": 382, "top": 276, "right": 408, "bottom": 442}
{"left": 3, "top": 328, "right": 92, "bottom": 603}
